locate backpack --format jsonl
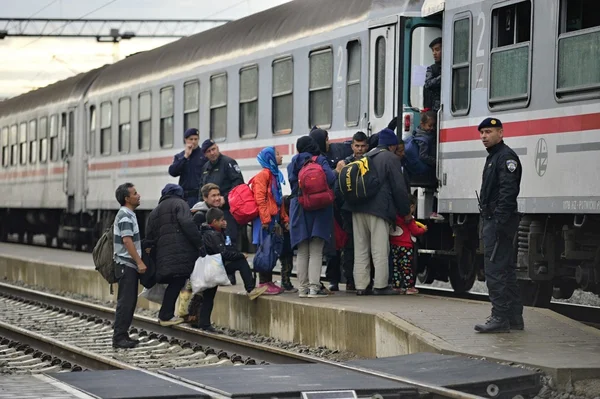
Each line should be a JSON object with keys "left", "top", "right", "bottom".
{"left": 92, "top": 222, "right": 118, "bottom": 287}
{"left": 297, "top": 156, "right": 334, "bottom": 211}
{"left": 228, "top": 178, "right": 258, "bottom": 225}
{"left": 338, "top": 149, "right": 382, "bottom": 204}
{"left": 404, "top": 134, "right": 434, "bottom": 176}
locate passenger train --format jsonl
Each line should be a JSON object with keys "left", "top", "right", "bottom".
{"left": 0, "top": 0, "right": 598, "bottom": 307}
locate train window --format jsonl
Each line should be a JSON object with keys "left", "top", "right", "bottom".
{"left": 160, "top": 86, "right": 174, "bottom": 148}
{"left": 239, "top": 65, "right": 258, "bottom": 139}
{"left": 272, "top": 57, "right": 293, "bottom": 135}
{"left": 374, "top": 37, "right": 386, "bottom": 118}
{"left": 100, "top": 102, "right": 112, "bottom": 156}
{"left": 210, "top": 74, "right": 227, "bottom": 141}
{"left": 309, "top": 48, "right": 333, "bottom": 128}
{"left": 60, "top": 113, "right": 67, "bottom": 159}
{"left": 49, "top": 115, "right": 58, "bottom": 162}
{"left": 119, "top": 98, "right": 131, "bottom": 154}
{"left": 556, "top": 0, "right": 600, "bottom": 97}
{"left": 489, "top": 1, "right": 532, "bottom": 107}
{"left": 346, "top": 40, "right": 361, "bottom": 127}
{"left": 452, "top": 17, "right": 471, "bottom": 114}
{"left": 1, "top": 127, "right": 8, "bottom": 168}
{"left": 184, "top": 80, "right": 199, "bottom": 132}
{"left": 39, "top": 117, "right": 48, "bottom": 164}
{"left": 138, "top": 92, "right": 151, "bottom": 151}
{"left": 88, "top": 106, "right": 96, "bottom": 157}
{"left": 10, "top": 125, "right": 17, "bottom": 166}
{"left": 19, "top": 123, "right": 27, "bottom": 165}
{"left": 29, "top": 120, "right": 37, "bottom": 164}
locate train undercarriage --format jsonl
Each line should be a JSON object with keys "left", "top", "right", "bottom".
{"left": 417, "top": 213, "right": 600, "bottom": 307}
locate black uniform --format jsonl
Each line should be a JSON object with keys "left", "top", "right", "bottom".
{"left": 200, "top": 154, "right": 244, "bottom": 248}
{"left": 478, "top": 138, "right": 523, "bottom": 331}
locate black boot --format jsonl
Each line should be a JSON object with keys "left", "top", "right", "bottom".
{"left": 474, "top": 316, "right": 510, "bottom": 333}
{"left": 509, "top": 315, "right": 524, "bottom": 330}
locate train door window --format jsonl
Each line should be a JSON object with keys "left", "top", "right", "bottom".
{"left": 374, "top": 37, "right": 386, "bottom": 117}
{"left": 39, "top": 117, "right": 48, "bottom": 163}
{"left": 88, "top": 106, "right": 96, "bottom": 157}
{"left": 118, "top": 98, "right": 131, "bottom": 154}
{"left": 100, "top": 102, "right": 112, "bottom": 156}
{"left": 489, "top": 1, "right": 532, "bottom": 108}
{"left": 160, "top": 86, "right": 174, "bottom": 148}
{"left": 210, "top": 73, "right": 227, "bottom": 141}
{"left": 346, "top": 40, "right": 361, "bottom": 127}
{"left": 49, "top": 115, "right": 58, "bottom": 162}
{"left": 452, "top": 16, "right": 472, "bottom": 114}
{"left": 184, "top": 80, "right": 199, "bottom": 132}
{"left": 19, "top": 123, "right": 27, "bottom": 165}
{"left": 68, "top": 111, "right": 74, "bottom": 156}
{"left": 409, "top": 26, "right": 443, "bottom": 109}
{"left": 1, "top": 127, "right": 8, "bottom": 168}
{"left": 239, "top": 65, "right": 258, "bottom": 139}
{"left": 309, "top": 48, "right": 333, "bottom": 128}
{"left": 10, "top": 125, "right": 17, "bottom": 166}
{"left": 29, "top": 120, "right": 37, "bottom": 164}
{"left": 556, "top": 0, "right": 600, "bottom": 98}
{"left": 60, "top": 113, "right": 67, "bottom": 159}
{"left": 138, "top": 92, "right": 151, "bottom": 151}
{"left": 272, "top": 57, "right": 293, "bottom": 135}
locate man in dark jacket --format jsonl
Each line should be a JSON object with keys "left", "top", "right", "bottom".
{"left": 145, "top": 183, "right": 206, "bottom": 326}
{"left": 344, "top": 128, "right": 410, "bottom": 295}
{"left": 193, "top": 208, "right": 267, "bottom": 332}
{"left": 309, "top": 127, "right": 353, "bottom": 170}
{"left": 168, "top": 128, "right": 207, "bottom": 208}
{"left": 424, "top": 37, "right": 442, "bottom": 112}
{"left": 200, "top": 139, "right": 244, "bottom": 250}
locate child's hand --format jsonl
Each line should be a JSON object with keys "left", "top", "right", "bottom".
{"left": 422, "top": 225, "right": 428, "bottom": 232}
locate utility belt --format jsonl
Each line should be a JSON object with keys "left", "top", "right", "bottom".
{"left": 183, "top": 189, "right": 199, "bottom": 198}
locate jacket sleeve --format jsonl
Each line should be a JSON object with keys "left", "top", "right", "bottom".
{"left": 226, "top": 159, "right": 245, "bottom": 189}
{"left": 253, "top": 171, "right": 271, "bottom": 225}
{"left": 168, "top": 153, "right": 186, "bottom": 177}
{"left": 175, "top": 201, "right": 205, "bottom": 249}
{"left": 202, "top": 231, "right": 222, "bottom": 256}
{"left": 424, "top": 66, "right": 441, "bottom": 90}
{"left": 495, "top": 152, "right": 521, "bottom": 224}
{"left": 287, "top": 159, "right": 299, "bottom": 195}
{"left": 416, "top": 139, "right": 436, "bottom": 167}
{"left": 280, "top": 203, "right": 289, "bottom": 225}
{"left": 407, "top": 218, "right": 427, "bottom": 237}
{"left": 385, "top": 154, "right": 410, "bottom": 216}
{"left": 319, "top": 155, "right": 338, "bottom": 187}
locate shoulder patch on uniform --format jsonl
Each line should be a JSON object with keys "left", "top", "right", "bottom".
{"left": 506, "top": 159, "right": 518, "bottom": 173}
{"left": 233, "top": 164, "right": 241, "bottom": 173}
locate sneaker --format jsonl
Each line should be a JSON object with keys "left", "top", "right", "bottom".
{"left": 373, "top": 286, "right": 401, "bottom": 295}
{"left": 393, "top": 288, "right": 406, "bottom": 294}
{"left": 159, "top": 317, "right": 184, "bottom": 327}
{"left": 298, "top": 289, "right": 309, "bottom": 298}
{"left": 248, "top": 285, "right": 269, "bottom": 300}
{"left": 328, "top": 283, "right": 339, "bottom": 292}
{"left": 405, "top": 287, "right": 419, "bottom": 295}
{"left": 308, "top": 288, "right": 329, "bottom": 298}
{"left": 268, "top": 282, "right": 285, "bottom": 294}
{"left": 282, "top": 284, "right": 298, "bottom": 293}
{"left": 430, "top": 212, "right": 445, "bottom": 221}
{"left": 258, "top": 283, "right": 279, "bottom": 295}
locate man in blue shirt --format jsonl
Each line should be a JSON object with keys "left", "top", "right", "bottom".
{"left": 168, "top": 128, "right": 207, "bottom": 208}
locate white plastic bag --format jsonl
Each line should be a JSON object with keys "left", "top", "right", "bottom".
{"left": 190, "top": 254, "right": 231, "bottom": 294}
{"left": 139, "top": 283, "right": 167, "bottom": 304}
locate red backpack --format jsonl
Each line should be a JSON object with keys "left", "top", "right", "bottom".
{"left": 228, "top": 177, "right": 258, "bottom": 225}
{"left": 298, "top": 156, "right": 334, "bottom": 211}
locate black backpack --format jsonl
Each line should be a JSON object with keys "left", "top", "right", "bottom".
{"left": 338, "top": 148, "right": 384, "bottom": 204}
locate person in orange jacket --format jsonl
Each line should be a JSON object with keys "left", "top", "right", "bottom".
{"left": 252, "top": 146, "right": 287, "bottom": 295}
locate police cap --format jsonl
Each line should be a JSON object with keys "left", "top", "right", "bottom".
{"left": 201, "top": 139, "right": 216, "bottom": 153}
{"left": 478, "top": 117, "right": 503, "bottom": 131}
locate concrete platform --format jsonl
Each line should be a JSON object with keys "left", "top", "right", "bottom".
{"left": 0, "top": 374, "right": 96, "bottom": 399}
{"left": 1, "top": 243, "right": 599, "bottom": 388}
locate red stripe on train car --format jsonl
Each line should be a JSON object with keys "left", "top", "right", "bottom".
{"left": 441, "top": 112, "right": 600, "bottom": 143}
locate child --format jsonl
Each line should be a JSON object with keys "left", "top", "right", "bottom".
{"left": 279, "top": 195, "right": 297, "bottom": 292}
{"left": 389, "top": 195, "right": 427, "bottom": 294}
{"left": 191, "top": 208, "right": 267, "bottom": 332}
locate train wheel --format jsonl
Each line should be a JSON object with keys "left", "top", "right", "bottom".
{"left": 518, "top": 280, "right": 552, "bottom": 308}
{"left": 552, "top": 280, "right": 577, "bottom": 300}
{"left": 417, "top": 261, "right": 436, "bottom": 284}
{"left": 449, "top": 246, "right": 478, "bottom": 294}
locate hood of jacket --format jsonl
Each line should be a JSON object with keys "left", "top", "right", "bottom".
{"left": 415, "top": 127, "right": 435, "bottom": 139}
{"left": 191, "top": 201, "right": 209, "bottom": 213}
{"left": 160, "top": 184, "right": 184, "bottom": 202}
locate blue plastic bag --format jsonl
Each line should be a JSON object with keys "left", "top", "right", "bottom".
{"left": 253, "top": 231, "right": 284, "bottom": 273}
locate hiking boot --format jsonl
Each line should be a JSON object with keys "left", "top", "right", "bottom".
{"left": 510, "top": 315, "right": 525, "bottom": 330}
{"left": 345, "top": 283, "right": 356, "bottom": 292}
{"left": 159, "top": 317, "right": 184, "bottom": 327}
{"left": 113, "top": 339, "right": 138, "bottom": 349}
{"left": 248, "top": 285, "right": 268, "bottom": 300}
{"left": 373, "top": 286, "right": 401, "bottom": 295}
{"left": 474, "top": 316, "right": 510, "bottom": 333}
{"left": 200, "top": 325, "right": 219, "bottom": 333}
{"left": 308, "top": 288, "right": 329, "bottom": 298}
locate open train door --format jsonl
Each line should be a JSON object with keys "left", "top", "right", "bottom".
{"left": 62, "top": 108, "right": 77, "bottom": 213}
{"left": 368, "top": 18, "right": 397, "bottom": 135}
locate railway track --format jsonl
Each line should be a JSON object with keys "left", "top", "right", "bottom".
{"left": 0, "top": 282, "right": 489, "bottom": 399}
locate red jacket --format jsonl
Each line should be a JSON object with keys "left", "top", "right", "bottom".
{"left": 389, "top": 215, "right": 427, "bottom": 247}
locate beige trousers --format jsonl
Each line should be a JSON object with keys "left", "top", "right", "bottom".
{"left": 296, "top": 237, "right": 325, "bottom": 292}
{"left": 352, "top": 212, "right": 390, "bottom": 290}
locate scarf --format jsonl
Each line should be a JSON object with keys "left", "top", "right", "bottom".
{"left": 257, "top": 146, "right": 285, "bottom": 206}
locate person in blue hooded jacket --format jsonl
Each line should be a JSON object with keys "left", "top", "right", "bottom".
{"left": 145, "top": 183, "right": 206, "bottom": 326}
{"left": 287, "top": 136, "right": 337, "bottom": 298}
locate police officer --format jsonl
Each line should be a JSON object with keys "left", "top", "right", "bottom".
{"left": 168, "top": 128, "right": 207, "bottom": 208}
{"left": 475, "top": 117, "right": 524, "bottom": 333}
{"left": 199, "top": 139, "right": 244, "bottom": 250}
